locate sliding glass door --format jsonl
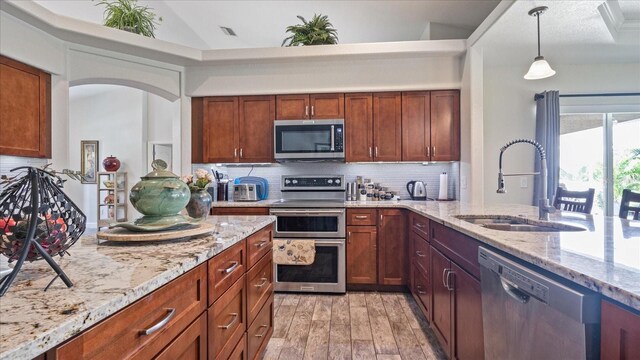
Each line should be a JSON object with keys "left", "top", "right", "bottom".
{"left": 559, "top": 112, "right": 639, "bottom": 216}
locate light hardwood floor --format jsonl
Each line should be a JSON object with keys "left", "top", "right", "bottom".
{"left": 264, "top": 292, "right": 446, "bottom": 360}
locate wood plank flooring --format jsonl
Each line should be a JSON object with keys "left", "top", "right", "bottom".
{"left": 264, "top": 292, "right": 446, "bottom": 360}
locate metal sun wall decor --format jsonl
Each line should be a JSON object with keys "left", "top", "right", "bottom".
{"left": 0, "top": 167, "right": 87, "bottom": 296}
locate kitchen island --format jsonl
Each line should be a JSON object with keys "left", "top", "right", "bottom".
{"left": 0, "top": 215, "right": 275, "bottom": 360}
{"left": 213, "top": 200, "right": 640, "bottom": 311}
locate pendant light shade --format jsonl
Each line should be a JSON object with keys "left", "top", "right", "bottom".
{"left": 524, "top": 6, "right": 556, "bottom": 80}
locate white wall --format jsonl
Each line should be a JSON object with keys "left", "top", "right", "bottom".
{"left": 483, "top": 62, "right": 640, "bottom": 205}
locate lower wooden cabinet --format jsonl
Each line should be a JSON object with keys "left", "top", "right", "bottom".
{"left": 346, "top": 225, "right": 378, "bottom": 284}
{"left": 451, "top": 262, "right": 484, "bottom": 360}
{"left": 209, "top": 275, "right": 247, "bottom": 360}
{"left": 247, "top": 296, "right": 274, "bottom": 360}
{"left": 155, "top": 313, "right": 207, "bottom": 360}
{"left": 601, "top": 300, "right": 640, "bottom": 360}
{"left": 378, "top": 209, "right": 408, "bottom": 285}
{"left": 430, "top": 246, "right": 454, "bottom": 358}
{"left": 228, "top": 334, "right": 248, "bottom": 360}
{"left": 411, "top": 264, "right": 431, "bottom": 321}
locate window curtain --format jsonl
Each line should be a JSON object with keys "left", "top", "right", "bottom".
{"left": 533, "top": 90, "right": 560, "bottom": 205}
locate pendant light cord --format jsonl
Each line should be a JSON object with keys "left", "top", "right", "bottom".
{"left": 537, "top": 13, "right": 541, "bottom": 57}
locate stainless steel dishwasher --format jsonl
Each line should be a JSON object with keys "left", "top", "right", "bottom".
{"left": 478, "top": 247, "right": 600, "bottom": 360}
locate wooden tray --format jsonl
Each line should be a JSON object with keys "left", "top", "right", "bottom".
{"left": 97, "top": 222, "right": 215, "bottom": 242}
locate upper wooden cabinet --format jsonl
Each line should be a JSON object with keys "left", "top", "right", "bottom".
{"left": 401, "top": 90, "right": 460, "bottom": 161}
{"left": 276, "top": 93, "right": 344, "bottom": 120}
{"left": 345, "top": 92, "right": 401, "bottom": 162}
{"left": 194, "top": 95, "right": 275, "bottom": 163}
{"left": 0, "top": 55, "right": 51, "bottom": 158}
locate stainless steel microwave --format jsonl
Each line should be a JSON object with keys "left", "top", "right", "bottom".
{"left": 274, "top": 119, "right": 345, "bottom": 161}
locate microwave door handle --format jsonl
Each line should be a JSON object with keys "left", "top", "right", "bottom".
{"left": 330, "top": 125, "right": 335, "bottom": 151}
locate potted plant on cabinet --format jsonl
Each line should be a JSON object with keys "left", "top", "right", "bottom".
{"left": 97, "top": 0, "right": 161, "bottom": 38}
{"left": 282, "top": 14, "right": 339, "bottom": 46}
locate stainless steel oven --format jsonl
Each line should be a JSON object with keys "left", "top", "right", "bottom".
{"left": 273, "top": 238, "right": 345, "bottom": 293}
{"left": 274, "top": 119, "right": 345, "bottom": 161}
{"left": 270, "top": 208, "right": 345, "bottom": 238}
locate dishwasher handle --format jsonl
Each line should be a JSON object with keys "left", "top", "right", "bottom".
{"left": 500, "top": 278, "right": 531, "bottom": 304}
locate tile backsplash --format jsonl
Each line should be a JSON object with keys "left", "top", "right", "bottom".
{"left": 193, "top": 162, "right": 459, "bottom": 201}
{"left": 0, "top": 156, "right": 49, "bottom": 190}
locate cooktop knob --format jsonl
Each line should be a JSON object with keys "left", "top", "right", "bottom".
{"left": 327, "top": 179, "right": 333, "bottom": 184}
{"left": 292, "top": 179, "right": 298, "bottom": 184}
{"left": 335, "top": 178, "right": 341, "bottom": 184}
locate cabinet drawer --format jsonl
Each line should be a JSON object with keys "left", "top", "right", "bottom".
{"left": 208, "top": 239, "right": 246, "bottom": 306}
{"left": 410, "top": 212, "right": 430, "bottom": 239}
{"left": 247, "top": 225, "right": 273, "bottom": 269}
{"left": 411, "top": 264, "right": 431, "bottom": 321}
{"left": 209, "top": 275, "right": 247, "bottom": 360}
{"left": 431, "top": 222, "right": 481, "bottom": 279}
{"left": 228, "top": 334, "right": 248, "bottom": 360}
{"left": 155, "top": 312, "right": 207, "bottom": 360}
{"left": 55, "top": 264, "right": 207, "bottom": 360}
{"left": 247, "top": 296, "right": 274, "bottom": 360}
{"left": 411, "top": 231, "right": 430, "bottom": 277}
{"left": 247, "top": 250, "right": 273, "bottom": 326}
{"left": 347, "top": 209, "right": 377, "bottom": 226}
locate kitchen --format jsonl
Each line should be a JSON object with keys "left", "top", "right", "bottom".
{"left": 1, "top": 1, "right": 639, "bottom": 360}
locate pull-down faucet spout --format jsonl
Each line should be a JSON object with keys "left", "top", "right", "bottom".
{"left": 497, "top": 139, "right": 555, "bottom": 220}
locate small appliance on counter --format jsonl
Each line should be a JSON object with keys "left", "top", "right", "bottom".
{"left": 406, "top": 180, "right": 427, "bottom": 200}
{"left": 233, "top": 176, "right": 268, "bottom": 201}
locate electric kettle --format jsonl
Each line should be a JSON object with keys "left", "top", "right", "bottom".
{"left": 406, "top": 180, "right": 427, "bottom": 200}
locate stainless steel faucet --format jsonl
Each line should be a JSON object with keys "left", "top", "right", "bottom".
{"left": 497, "top": 139, "right": 555, "bottom": 220}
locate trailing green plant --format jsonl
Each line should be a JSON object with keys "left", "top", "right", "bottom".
{"left": 97, "top": 0, "right": 161, "bottom": 38}
{"left": 282, "top": 14, "right": 338, "bottom": 46}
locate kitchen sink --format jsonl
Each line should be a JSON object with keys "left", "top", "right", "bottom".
{"left": 455, "top": 215, "right": 586, "bottom": 232}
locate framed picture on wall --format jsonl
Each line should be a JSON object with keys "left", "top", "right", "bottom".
{"left": 81, "top": 140, "right": 99, "bottom": 184}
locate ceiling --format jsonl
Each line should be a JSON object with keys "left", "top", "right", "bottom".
{"left": 33, "top": 0, "right": 500, "bottom": 50}
{"left": 480, "top": 0, "right": 640, "bottom": 65}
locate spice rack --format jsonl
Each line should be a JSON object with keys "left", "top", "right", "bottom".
{"left": 97, "top": 172, "right": 128, "bottom": 229}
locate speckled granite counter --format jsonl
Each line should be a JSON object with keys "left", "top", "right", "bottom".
{"left": 0, "top": 215, "right": 275, "bottom": 360}
{"left": 214, "top": 200, "right": 640, "bottom": 310}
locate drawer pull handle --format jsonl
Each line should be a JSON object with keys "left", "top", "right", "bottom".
{"left": 415, "top": 250, "right": 426, "bottom": 257}
{"left": 218, "top": 313, "right": 239, "bottom": 329}
{"left": 255, "top": 324, "right": 269, "bottom": 338}
{"left": 416, "top": 285, "right": 427, "bottom": 295}
{"left": 222, "top": 261, "right": 239, "bottom": 274}
{"left": 354, "top": 215, "right": 368, "bottom": 220}
{"left": 254, "top": 277, "right": 268, "bottom": 288}
{"left": 140, "top": 308, "right": 175, "bottom": 336}
{"left": 254, "top": 240, "right": 269, "bottom": 248}
{"left": 415, "top": 223, "right": 424, "bottom": 228}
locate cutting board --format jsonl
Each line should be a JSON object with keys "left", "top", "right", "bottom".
{"left": 97, "top": 222, "right": 215, "bottom": 242}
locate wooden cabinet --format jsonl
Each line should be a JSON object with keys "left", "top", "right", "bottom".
{"left": 247, "top": 296, "right": 274, "bottom": 360}
{"left": 346, "top": 225, "right": 378, "bottom": 284}
{"left": 54, "top": 264, "right": 207, "bottom": 359}
{"left": 345, "top": 92, "right": 401, "bottom": 162}
{"left": 246, "top": 251, "right": 273, "bottom": 325}
{"left": 430, "top": 246, "right": 454, "bottom": 359}
{"left": 155, "top": 313, "right": 207, "bottom": 360}
{"left": 378, "top": 209, "right": 408, "bottom": 285}
{"left": 451, "top": 262, "right": 484, "bottom": 360}
{"left": 246, "top": 224, "right": 273, "bottom": 268}
{"left": 346, "top": 208, "right": 377, "bottom": 226}
{"left": 601, "top": 300, "right": 640, "bottom": 360}
{"left": 196, "top": 95, "right": 275, "bottom": 163}
{"left": 208, "top": 239, "right": 247, "bottom": 305}
{"left": 401, "top": 90, "right": 460, "bottom": 161}
{"left": 211, "top": 207, "right": 270, "bottom": 216}
{"left": 0, "top": 55, "right": 51, "bottom": 158}
{"left": 276, "top": 93, "right": 344, "bottom": 120}
{"left": 209, "top": 275, "right": 247, "bottom": 360}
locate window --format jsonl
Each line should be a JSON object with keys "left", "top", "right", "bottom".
{"left": 559, "top": 113, "right": 640, "bottom": 215}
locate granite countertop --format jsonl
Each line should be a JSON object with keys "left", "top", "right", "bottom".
{"left": 214, "top": 199, "right": 640, "bottom": 310}
{"left": 0, "top": 215, "right": 276, "bottom": 360}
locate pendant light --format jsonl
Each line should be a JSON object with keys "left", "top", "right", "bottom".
{"left": 524, "top": 6, "right": 556, "bottom": 80}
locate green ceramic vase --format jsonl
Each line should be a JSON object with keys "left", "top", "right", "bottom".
{"left": 129, "top": 160, "right": 190, "bottom": 220}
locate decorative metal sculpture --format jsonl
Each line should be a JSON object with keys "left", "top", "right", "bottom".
{"left": 0, "top": 167, "right": 87, "bottom": 296}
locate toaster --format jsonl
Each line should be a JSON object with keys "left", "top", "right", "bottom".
{"left": 233, "top": 183, "right": 261, "bottom": 201}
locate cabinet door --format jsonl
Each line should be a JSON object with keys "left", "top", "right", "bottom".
{"left": 373, "top": 92, "right": 402, "bottom": 161}
{"left": 276, "top": 94, "right": 309, "bottom": 119}
{"left": 401, "top": 91, "right": 430, "bottom": 161}
{"left": 0, "top": 55, "right": 51, "bottom": 158}
{"left": 601, "top": 300, "right": 640, "bottom": 360}
{"left": 203, "top": 97, "right": 239, "bottom": 163}
{"left": 430, "top": 246, "right": 453, "bottom": 359}
{"left": 155, "top": 312, "right": 207, "bottom": 360}
{"left": 238, "top": 96, "right": 275, "bottom": 163}
{"left": 310, "top": 93, "right": 344, "bottom": 119}
{"left": 430, "top": 90, "right": 460, "bottom": 161}
{"left": 345, "top": 93, "right": 373, "bottom": 162}
{"left": 346, "top": 225, "right": 377, "bottom": 284}
{"left": 451, "top": 262, "right": 484, "bottom": 360}
{"left": 377, "top": 209, "right": 408, "bottom": 285}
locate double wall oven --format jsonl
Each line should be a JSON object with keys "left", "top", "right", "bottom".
{"left": 270, "top": 175, "right": 346, "bottom": 293}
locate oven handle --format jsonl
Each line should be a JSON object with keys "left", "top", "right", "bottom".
{"left": 331, "top": 125, "right": 335, "bottom": 151}
{"left": 270, "top": 209, "right": 345, "bottom": 216}
{"left": 275, "top": 239, "right": 345, "bottom": 246}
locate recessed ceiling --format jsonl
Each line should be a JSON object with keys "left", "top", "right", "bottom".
{"left": 33, "top": 0, "right": 500, "bottom": 50}
{"left": 479, "top": 0, "right": 640, "bottom": 66}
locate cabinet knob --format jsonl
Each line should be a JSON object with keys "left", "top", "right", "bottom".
{"left": 433, "top": 146, "right": 436, "bottom": 156}
{"left": 240, "top": 148, "right": 243, "bottom": 158}
{"left": 305, "top": 105, "right": 309, "bottom": 117}
{"left": 369, "top": 147, "right": 373, "bottom": 158}
{"left": 234, "top": 148, "right": 238, "bottom": 157}
{"left": 375, "top": 146, "right": 379, "bottom": 157}
{"left": 311, "top": 105, "right": 315, "bottom": 116}
{"left": 426, "top": 146, "right": 430, "bottom": 157}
